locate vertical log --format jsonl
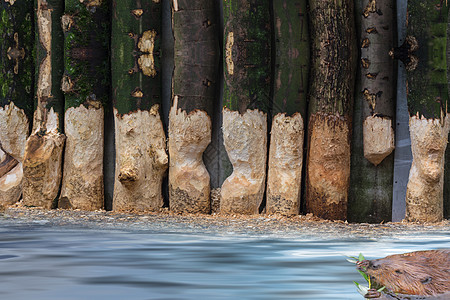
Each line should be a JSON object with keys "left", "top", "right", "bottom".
{"left": 112, "top": 0, "right": 168, "bottom": 212}
{"left": 169, "top": 0, "right": 219, "bottom": 214}
{"left": 404, "top": 0, "right": 449, "bottom": 222}
{"left": 58, "top": 0, "right": 109, "bottom": 210}
{"left": 0, "top": 0, "right": 34, "bottom": 205}
{"left": 22, "top": 0, "right": 65, "bottom": 209}
{"left": 305, "top": 0, "right": 356, "bottom": 220}
{"left": 221, "top": 0, "right": 271, "bottom": 215}
{"left": 348, "top": 0, "right": 396, "bottom": 223}
{"left": 266, "top": 0, "right": 309, "bottom": 216}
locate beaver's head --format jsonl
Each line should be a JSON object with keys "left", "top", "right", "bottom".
{"left": 357, "top": 251, "right": 450, "bottom": 296}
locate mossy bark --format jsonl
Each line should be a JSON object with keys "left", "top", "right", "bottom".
{"left": 0, "top": 0, "right": 34, "bottom": 205}
{"left": 348, "top": 0, "right": 396, "bottom": 223}
{"left": 170, "top": 0, "right": 219, "bottom": 214}
{"left": 22, "top": 0, "right": 65, "bottom": 209}
{"left": 111, "top": 0, "right": 168, "bottom": 212}
{"left": 305, "top": 0, "right": 356, "bottom": 220}
{"left": 266, "top": 0, "right": 309, "bottom": 216}
{"left": 405, "top": 1, "right": 449, "bottom": 222}
{"left": 221, "top": 0, "right": 271, "bottom": 215}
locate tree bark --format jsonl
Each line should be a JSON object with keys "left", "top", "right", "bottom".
{"left": 405, "top": 0, "right": 449, "bottom": 222}
{"left": 266, "top": 0, "right": 309, "bottom": 216}
{"left": 348, "top": 0, "right": 396, "bottom": 223}
{"left": 305, "top": 0, "right": 356, "bottom": 220}
{"left": 57, "top": 0, "right": 109, "bottom": 211}
{"left": 221, "top": 0, "right": 271, "bottom": 215}
{"left": 0, "top": 0, "right": 34, "bottom": 205}
{"left": 169, "top": 0, "right": 219, "bottom": 214}
{"left": 22, "top": 0, "right": 65, "bottom": 209}
{"left": 111, "top": 0, "right": 168, "bottom": 212}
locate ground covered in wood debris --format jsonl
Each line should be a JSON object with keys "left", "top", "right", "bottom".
{"left": 1, "top": 203, "right": 449, "bottom": 239}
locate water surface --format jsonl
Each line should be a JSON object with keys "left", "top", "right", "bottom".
{"left": 0, "top": 220, "right": 449, "bottom": 300}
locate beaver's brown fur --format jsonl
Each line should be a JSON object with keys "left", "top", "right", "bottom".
{"left": 358, "top": 250, "right": 450, "bottom": 296}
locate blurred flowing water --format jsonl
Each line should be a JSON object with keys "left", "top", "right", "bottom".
{"left": 0, "top": 220, "right": 449, "bottom": 300}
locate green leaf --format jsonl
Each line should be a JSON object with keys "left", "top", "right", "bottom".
{"left": 358, "top": 269, "right": 369, "bottom": 282}
{"left": 377, "top": 286, "right": 386, "bottom": 292}
{"left": 354, "top": 282, "right": 369, "bottom": 296}
{"left": 346, "top": 258, "right": 358, "bottom": 264}
{"left": 358, "top": 253, "right": 365, "bottom": 262}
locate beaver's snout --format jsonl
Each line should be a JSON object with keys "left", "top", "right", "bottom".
{"left": 357, "top": 260, "right": 369, "bottom": 271}
{"left": 357, "top": 259, "right": 382, "bottom": 272}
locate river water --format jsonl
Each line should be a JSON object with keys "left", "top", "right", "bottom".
{"left": 0, "top": 219, "right": 449, "bottom": 300}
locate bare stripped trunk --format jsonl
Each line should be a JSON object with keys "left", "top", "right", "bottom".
{"left": 0, "top": 1, "right": 34, "bottom": 205}
{"left": 23, "top": 0, "right": 65, "bottom": 208}
{"left": 305, "top": 0, "right": 356, "bottom": 220}
{"left": 221, "top": 0, "right": 271, "bottom": 215}
{"left": 0, "top": 104, "right": 29, "bottom": 205}
{"left": 406, "top": 116, "right": 450, "bottom": 222}
{"left": 405, "top": 1, "right": 449, "bottom": 222}
{"left": 221, "top": 109, "right": 267, "bottom": 215}
{"left": 169, "top": 97, "right": 211, "bottom": 213}
{"left": 114, "top": 107, "right": 168, "bottom": 212}
{"left": 170, "top": 0, "right": 219, "bottom": 213}
{"left": 59, "top": 106, "right": 104, "bottom": 210}
{"left": 111, "top": 0, "right": 167, "bottom": 212}
{"left": 266, "top": 113, "right": 304, "bottom": 215}
{"left": 266, "top": 0, "right": 309, "bottom": 216}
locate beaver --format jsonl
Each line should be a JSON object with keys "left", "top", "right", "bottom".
{"left": 357, "top": 250, "right": 450, "bottom": 297}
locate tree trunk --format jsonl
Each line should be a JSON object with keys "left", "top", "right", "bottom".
{"left": 348, "top": 0, "right": 396, "bottom": 223}
{"left": 305, "top": 0, "right": 356, "bottom": 220}
{"left": 266, "top": 0, "right": 309, "bottom": 216}
{"left": 404, "top": 0, "right": 449, "bottom": 222}
{"left": 22, "top": 0, "right": 65, "bottom": 209}
{"left": 0, "top": 0, "right": 34, "bottom": 205}
{"left": 221, "top": 0, "right": 271, "bottom": 215}
{"left": 111, "top": 0, "right": 168, "bottom": 212}
{"left": 169, "top": 0, "right": 219, "bottom": 214}
{"left": 57, "top": 0, "right": 109, "bottom": 211}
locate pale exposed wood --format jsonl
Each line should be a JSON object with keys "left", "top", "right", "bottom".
{"left": 220, "top": 109, "right": 267, "bottom": 215}
{"left": 59, "top": 106, "right": 104, "bottom": 210}
{"left": 113, "top": 106, "right": 168, "bottom": 212}
{"left": 406, "top": 115, "right": 450, "bottom": 222}
{"left": 266, "top": 113, "right": 304, "bottom": 216}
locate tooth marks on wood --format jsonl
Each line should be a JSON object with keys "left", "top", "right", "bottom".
{"left": 361, "top": 58, "right": 370, "bottom": 69}
{"left": 361, "top": 38, "right": 370, "bottom": 48}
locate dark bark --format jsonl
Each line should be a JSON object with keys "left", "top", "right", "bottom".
{"left": 111, "top": 0, "right": 162, "bottom": 115}
{"left": 223, "top": 0, "right": 271, "bottom": 114}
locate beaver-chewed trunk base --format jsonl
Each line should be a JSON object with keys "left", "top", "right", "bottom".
{"left": 266, "top": 113, "right": 304, "bottom": 216}
{"left": 306, "top": 113, "right": 351, "bottom": 220}
{"left": 406, "top": 115, "right": 450, "bottom": 223}
{"left": 168, "top": 96, "right": 211, "bottom": 214}
{"left": 220, "top": 108, "right": 267, "bottom": 215}
{"left": 113, "top": 106, "right": 168, "bottom": 212}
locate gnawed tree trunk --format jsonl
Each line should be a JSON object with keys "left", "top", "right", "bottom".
{"left": 0, "top": 0, "right": 34, "bottom": 205}
{"left": 404, "top": 1, "right": 449, "bottom": 222}
{"left": 305, "top": 0, "right": 356, "bottom": 220}
{"left": 348, "top": 0, "right": 396, "bottom": 223}
{"left": 169, "top": 0, "right": 219, "bottom": 214}
{"left": 221, "top": 0, "right": 271, "bottom": 215}
{"left": 58, "top": 0, "right": 109, "bottom": 211}
{"left": 266, "top": 0, "right": 309, "bottom": 216}
{"left": 112, "top": 0, "right": 168, "bottom": 212}
{"left": 22, "top": 0, "right": 65, "bottom": 209}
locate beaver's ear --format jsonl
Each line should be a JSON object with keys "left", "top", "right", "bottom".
{"left": 421, "top": 277, "right": 432, "bottom": 284}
